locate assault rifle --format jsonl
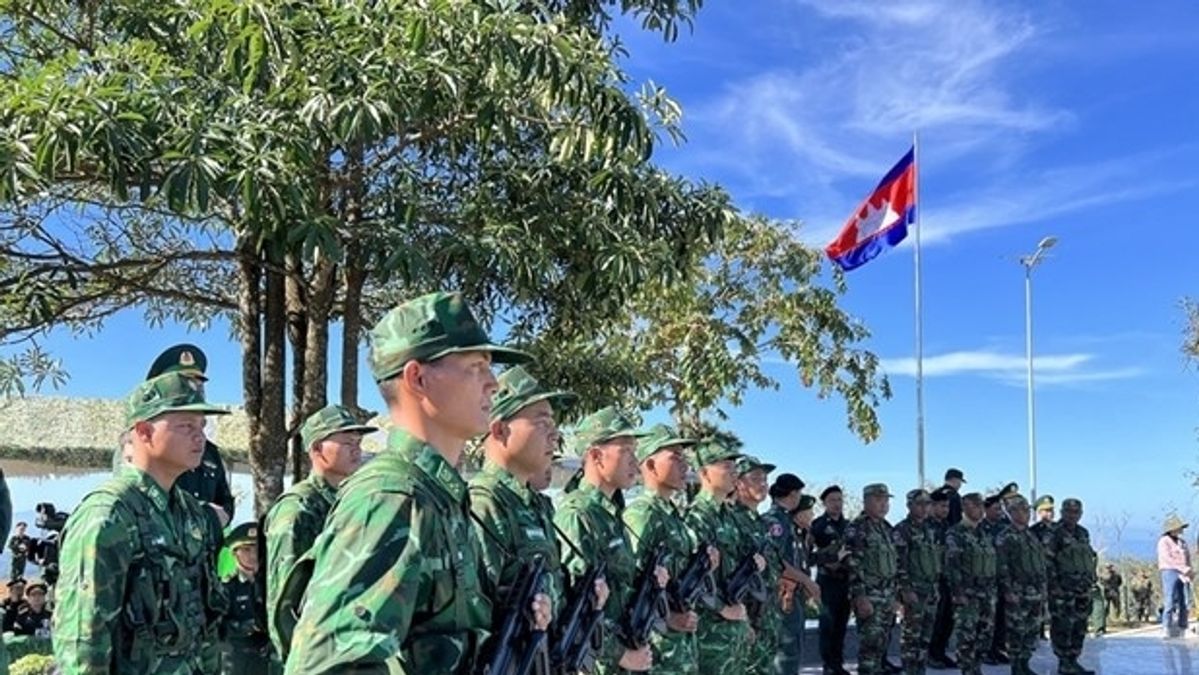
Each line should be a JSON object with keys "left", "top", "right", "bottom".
{"left": 482, "top": 554, "right": 549, "bottom": 675}
{"left": 722, "top": 540, "right": 768, "bottom": 611}
{"left": 667, "top": 542, "right": 719, "bottom": 613}
{"left": 550, "top": 560, "right": 607, "bottom": 675}
{"left": 619, "top": 546, "right": 669, "bottom": 649}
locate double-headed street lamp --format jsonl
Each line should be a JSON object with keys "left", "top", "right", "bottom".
{"left": 1020, "top": 235, "right": 1057, "bottom": 502}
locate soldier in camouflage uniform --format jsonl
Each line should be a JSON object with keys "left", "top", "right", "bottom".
{"left": 112, "top": 344, "right": 237, "bottom": 527}
{"left": 845, "top": 483, "right": 898, "bottom": 675}
{"left": 1098, "top": 563, "right": 1122, "bottom": 623}
{"left": 764, "top": 474, "right": 820, "bottom": 675}
{"left": 264, "top": 404, "right": 375, "bottom": 658}
{"left": 556, "top": 406, "right": 665, "bottom": 674}
{"left": 996, "top": 495, "right": 1048, "bottom": 675}
{"left": 1046, "top": 498, "right": 1097, "bottom": 675}
{"left": 284, "top": 292, "right": 550, "bottom": 674}
{"left": 221, "top": 522, "right": 276, "bottom": 675}
{"left": 470, "top": 366, "right": 576, "bottom": 647}
{"left": 54, "top": 371, "right": 231, "bottom": 674}
{"left": 686, "top": 438, "right": 755, "bottom": 675}
{"left": 926, "top": 487, "right": 957, "bottom": 670}
{"left": 623, "top": 424, "right": 703, "bottom": 675}
{"left": 1029, "top": 495, "right": 1055, "bottom": 640}
{"left": 731, "top": 455, "right": 780, "bottom": 675}
{"left": 892, "top": 489, "right": 940, "bottom": 675}
{"left": 1129, "top": 570, "right": 1154, "bottom": 624}
{"left": 945, "top": 492, "right": 998, "bottom": 675}
{"left": 981, "top": 494, "right": 1012, "bottom": 665}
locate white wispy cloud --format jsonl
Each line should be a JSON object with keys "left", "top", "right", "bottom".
{"left": 879, "top": 349, "right": 1144, "bottom": 386}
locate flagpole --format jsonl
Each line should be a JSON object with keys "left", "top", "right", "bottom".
{"left": 913, "top": 131, "right": 926, "bottom": 488}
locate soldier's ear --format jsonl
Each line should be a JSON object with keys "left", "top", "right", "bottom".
{"left": 488, "top": 418, "right": 508, "bottom": 443}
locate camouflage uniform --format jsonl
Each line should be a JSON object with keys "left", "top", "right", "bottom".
{"left": 265, "top": 405, "right": 376, "bottom": 659}
{"left": 54, "top": 372, "right": 230, "bottom": 674}
{"left": 892, "top": 494, "right": 940, "bottom": 675}
{"left": 8, "top": 531, "right": 30, "bottom": 581}
{"left": 980, "top": 511, "right": 1010, "bottom": 660}
{"left": 845, "top": 484, "right": 898, "bottom": 675}
{"left": 687, "top": 440, "right": 751, "bottom": 675}
{"left": 284, "top": 292, "right": 527, "bottom": 675}
{"left": 730, "top": 455, "right": 779, "bottom": 675}
{"left": 996, "top": 500, "right": 1048, "bottom": 675}
{"left": 1130, "top": 573, "right": 1153, "bottom": 623}
{"left": 622, "top": 423, "right": 702, "bottom": 675}
{"left": 945, "top": 518, "right": 997, "bottom": 675}
{"left": 221, "top": 523, "right": 275, "bottom": 675}
{"left": 1046, "top": 501, "right": 1097, "bottom": 675}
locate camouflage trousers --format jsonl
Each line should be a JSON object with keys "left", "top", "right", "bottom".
{"left": 696, "top": 615, "right": 750, "bottom": 675}
{"left": 747, "top": 604, "right": 781, "bottom": 675}
{"left": 651, "top": 627, "right": 699, "bottom": 675}
{"left": 855, "top": 593, "right": 897, "bottom": 675}
{"left": 952, "top": 588, "right": 996, "bottom": 675}
{"left": 1004, "top": 586, "right": 1045, "bottom": 662}
{"left": 1049, "top": 590, "right": 1092, "bottom": 661}
{"left": 899, "top": 586, "right": 939, "bottom": 675}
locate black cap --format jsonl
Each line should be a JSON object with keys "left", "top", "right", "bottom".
{"left": 820, "top": 485, "right": 843, "bottom": 501}
{"left": 930, "top": 487, "right": 952, "bottom": 502}
{"left": 944, "top": 468, "right": 966, "bottom": 482}
{"left": 790, "top": 494, "right": 818, "bottom": 514}
{"left": 769, "top": 473, "right": 806, "bottom": 499}
{"left": 25, "top": 579, "right": 47, "bottom": 593}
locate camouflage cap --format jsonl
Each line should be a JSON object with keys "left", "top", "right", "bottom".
{"left": 564, "top": 406, "right": 647, "bottom": 457}
{"left": 224, "top": 522, "right": 258, "bottom": 550}
{"left": 490, "top": 366, "right": 576, "bottom": 423}
{"left": 735, "top": 455, "right": 777, "bottom": 476}
{"left": 367, "top": 291, "right": 530, "bottom": 382}
{"left": 906, "top": 488, "right": 932, "bottom": 504}
{"left": 1007, "top": 494, "right": 1029, "bottom": 510}
{"left": 1034, "top": 495, "right": 1055, "bottom": 510}
{"left": 146, "top": 343, "right": 208, "bottom": 382}
{"left": 300, "top": 404, "right": 378, "bottom": 452}
{"left": 25, "top": 579, "right": 47, "bottom": 594}
{"left": 635, "top": 423, "right": 697, "bottom": 463}
{"left": 693, "top": 437, "right": 743, "bottom": 467}
{"left": 125, "top": 372, "right": 229, "bottom": 427}
{"left": 863, "top": 483, "right": 893, "bottom": 498}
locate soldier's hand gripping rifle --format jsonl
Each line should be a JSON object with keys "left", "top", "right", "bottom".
{"left": 482, "top": 554, "right": 550, "bottom": 675}
{"left": 667, "top": 542, "right": 719, "bottom": 613}
{"left": 550, "top": 560, "right": 607, "bottom": 675}
{"left": 619, "top": 545, "right": 669, "bottom": 649}
{"left": 722, "top": 540, "right": 768, "bottom": 613}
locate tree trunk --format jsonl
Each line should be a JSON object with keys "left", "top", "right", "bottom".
{"left": 285, "top": 252, "right": 309, "bottom": 483}
{"left": 236, "top": 243, "right": 265, "bottom": 516}
{"left": 341, "top": 248, "right": 365, "bottom": 418}
{"left": 302, "top": 254, "right": 335, "bottom": 419}
{"left": 253, "top": 254, "right": 288, "bottom": 515}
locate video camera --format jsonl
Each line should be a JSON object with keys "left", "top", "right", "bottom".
{"left": 35, "top": 503, "right": 68, "bottom": 533}
{"left": 31, "top": 503, "right": 68, "bottom": 586}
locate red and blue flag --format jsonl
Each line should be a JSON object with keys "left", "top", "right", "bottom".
{"left": 825, "top": 148, "right": 916, "bottom": 271}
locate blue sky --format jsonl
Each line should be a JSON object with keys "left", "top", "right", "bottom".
{"left": 10, "top": 1, "right": 1199, "bottom": 556}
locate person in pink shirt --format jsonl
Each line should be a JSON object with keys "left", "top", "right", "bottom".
{"left": 1158, "top": 514, "right": 1191, "bottom": 633}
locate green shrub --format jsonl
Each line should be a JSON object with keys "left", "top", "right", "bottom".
{"left": 10, "top": 653, "right": 55, "bottom": 675}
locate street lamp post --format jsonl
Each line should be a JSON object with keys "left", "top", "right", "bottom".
{"left": 1020, "top": 236, "right": 1057, "bottom": 503}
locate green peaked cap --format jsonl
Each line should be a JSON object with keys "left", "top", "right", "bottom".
{"left": 146, "top": 343, "right": 209, "bottom": 381}
{"left": 735, "top": 454, "right": 776, "bottom": 476}
{"left": 300, "top": 404, "right": 378, "bottom": 451}
{"left": 125, "top": 372, "right": 229, "bottom": 427}
{"left": 490, "top": 366, "right": 576, "bottom": 422}
{"left": 635, "top": 424, "right": 697, "bottom": 463}
{"left": 693, "top": 437, "right": 743, "bottom": 467}
{"left": 563, "top": 405, "right": 648, "bottom": 457}
{"left": 224, "top": 521, "right": 258, "bottom": 549}
{"left": 367, "top": 291, "right": 531, "bottom": 382}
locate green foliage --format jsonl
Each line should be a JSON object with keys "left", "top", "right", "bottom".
{"left": 9, "top": 647, "right": 54, "bottom": 674}
{"left": 1185, "top": 298, "right": 1199, "bottom": 362}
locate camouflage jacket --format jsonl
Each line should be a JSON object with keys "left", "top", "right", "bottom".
{"left": 554, "top": 480, "right": 637, "bottom": 668}
{"left": 283, "top": 429, "right": 491, "bottom": 675}
{"left": 685, "top": 490, "right": 744, "bottom": 617}
{"left": 846, "top": 514, "right": 897, "bottom": 600}
{"left": 469, "top": 462, "right": 563, "bottom": 617}
{"left": 996, "top": 526, "right": 1048, "bottom": 594}
{"left": 979, "top": 517, "right": 1009, "bottom": 545}
{"left": 730, "top": 501, "right": 780, "bottom": 626}
{"left": 1029, "top": 520, "right": 1054, "bottom": 548}
{"left": 264, "top": 471, "right": 337, "bottom": 656}
{"left": 892, "top": 517, "right": 941, "bottom": 593}
{"left": 53, "top": 468, "right": 227, "bottom": 674}
{"left": 1045, "top": 523, "right": 1097, "bottom": 596}
{"left": 945, "top": 521, "right": 997, "bottom": 596}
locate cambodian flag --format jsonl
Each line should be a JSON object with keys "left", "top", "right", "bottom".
{"left": 824, "top": 148, "right": 916, "bottom": 271}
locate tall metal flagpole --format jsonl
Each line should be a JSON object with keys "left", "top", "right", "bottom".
{"left": 913, "top": 131, "right": 926, "bottom": 488}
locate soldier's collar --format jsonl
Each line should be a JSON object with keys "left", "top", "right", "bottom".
{"left": 387, "top": 428, "right": 468, "bottom": 502}
{"left": 127, "top": 467, "right": 174, "bottom": 514}
{"left": 480, "top": 461, "right": 537, "bottom": 504}
{"left": 573, "top": 479, "right": 621, "bottom": 515}
{"left": 308, "top": 472, "right": 338, "bottom": 503}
